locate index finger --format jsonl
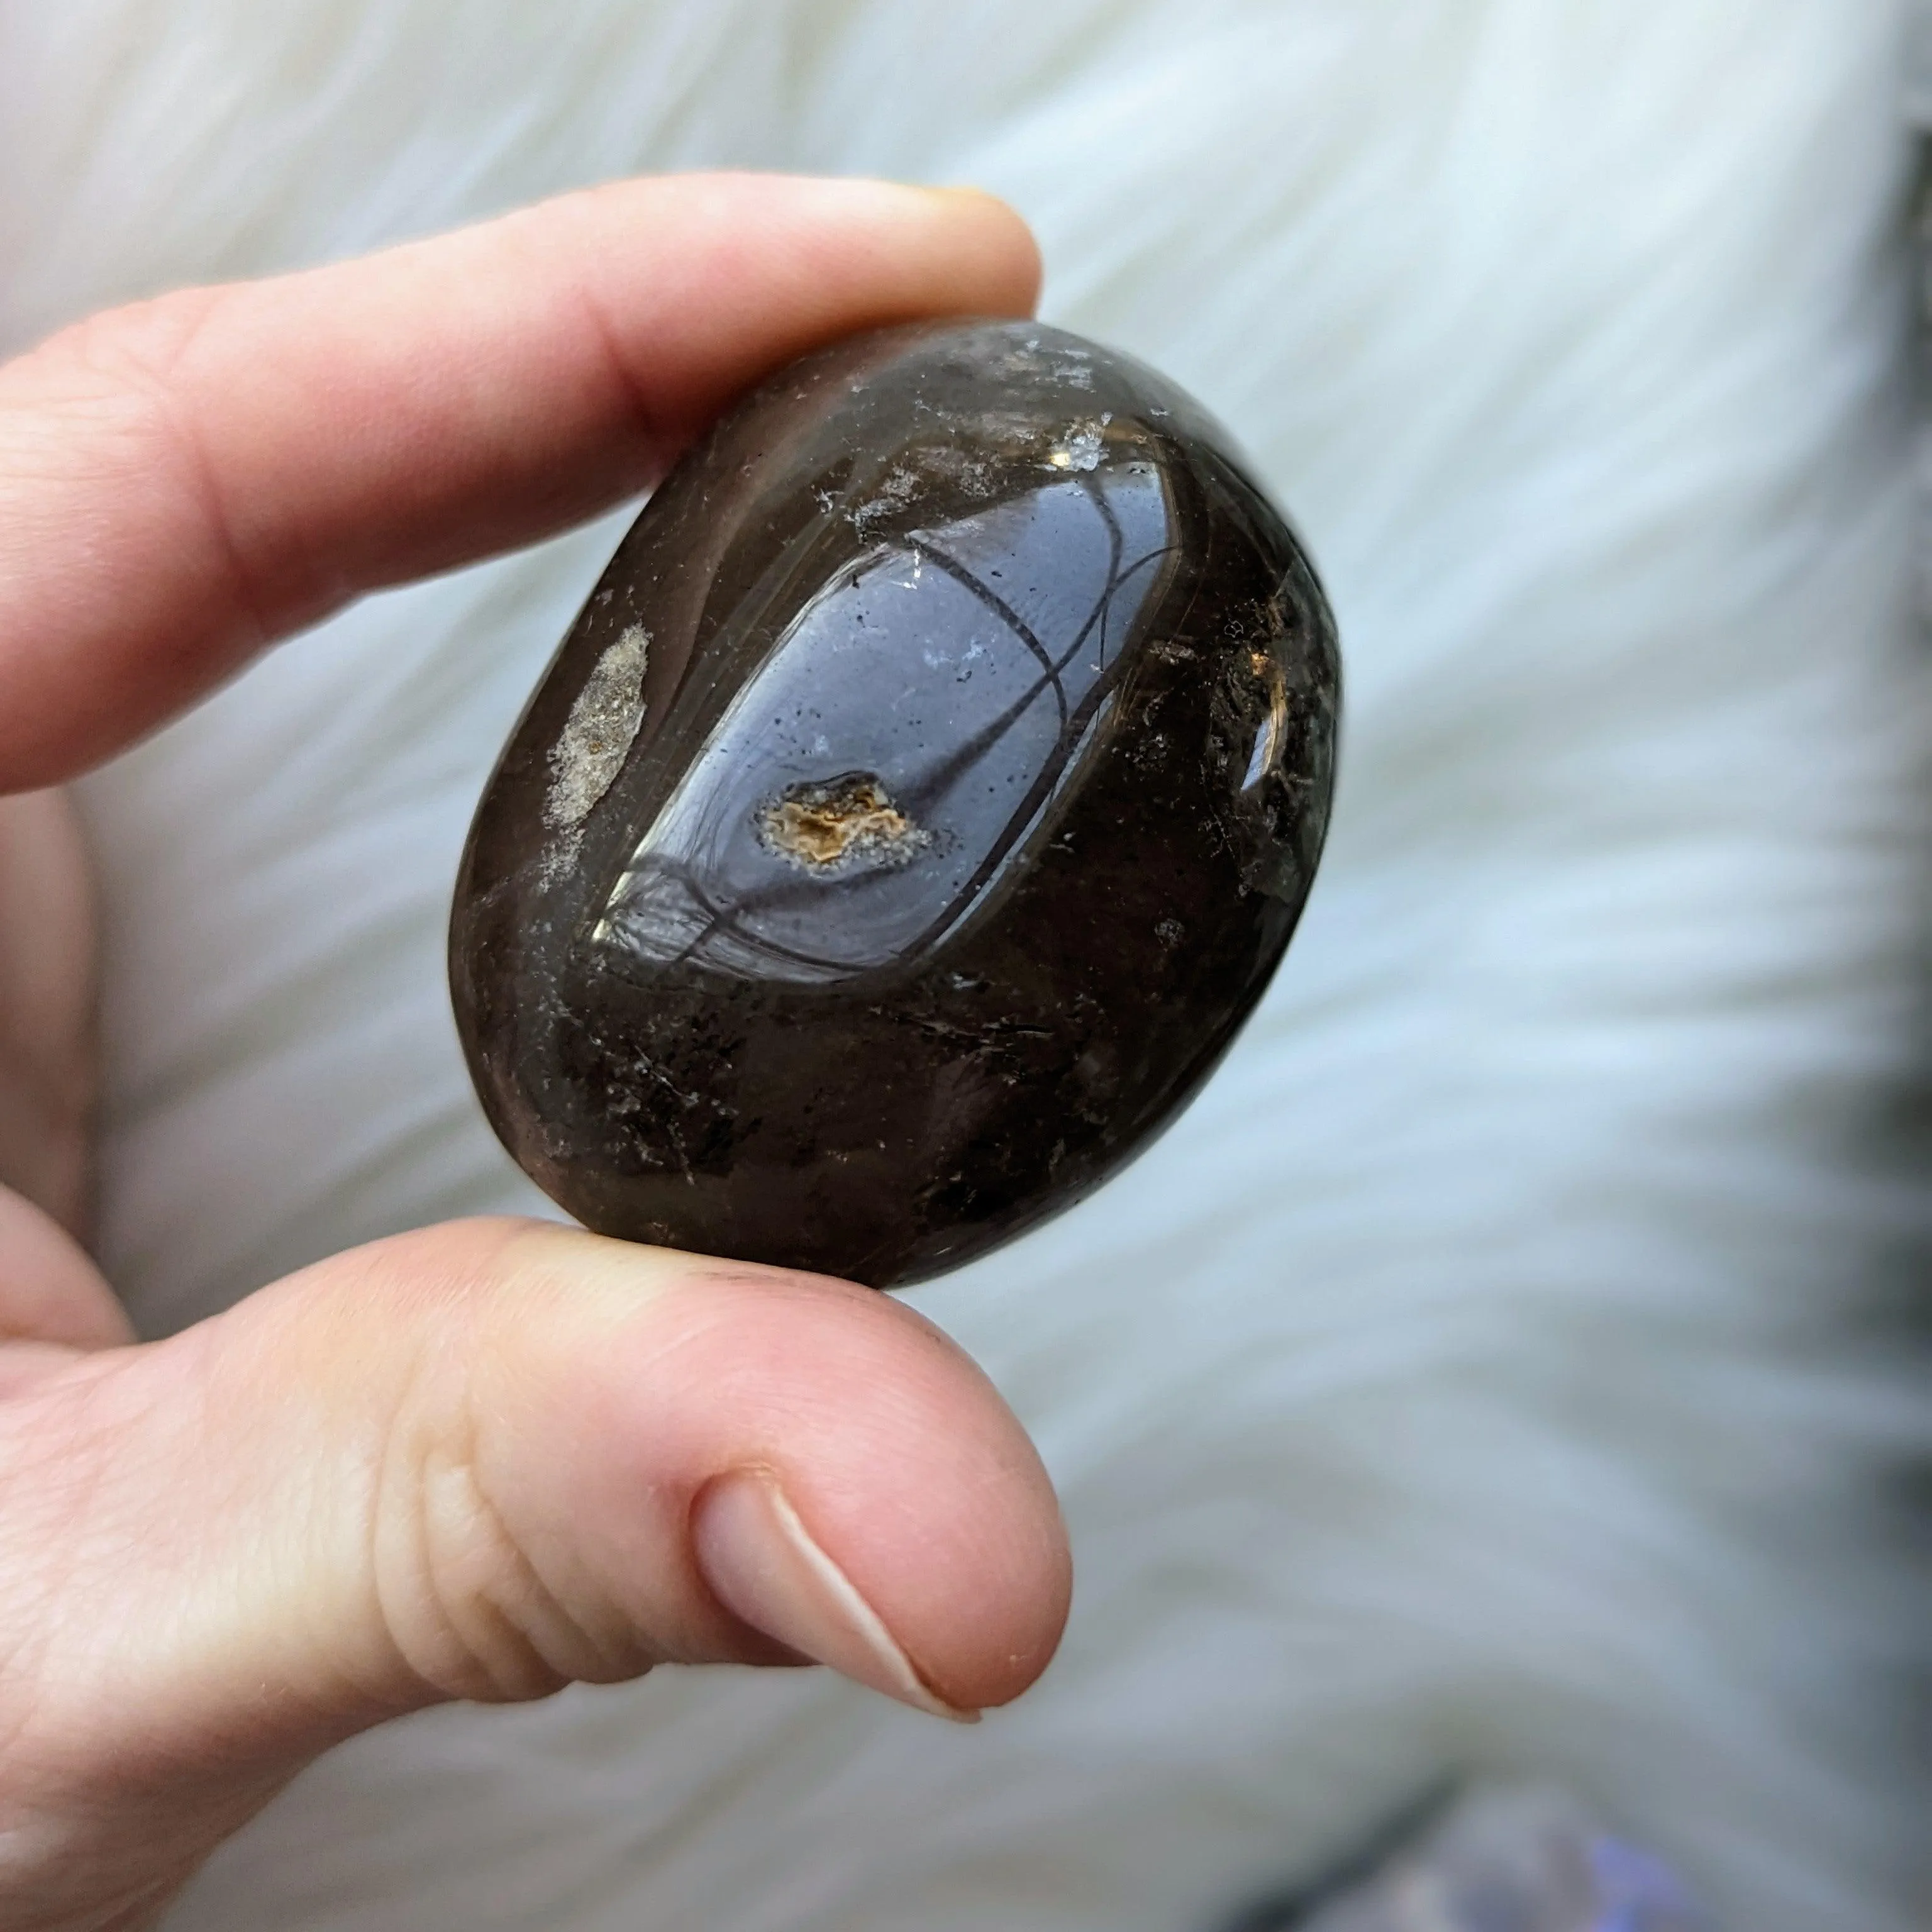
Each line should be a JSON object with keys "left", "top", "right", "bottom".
{"left": 0, "top": 173, "right": 1040, "bottom": 789}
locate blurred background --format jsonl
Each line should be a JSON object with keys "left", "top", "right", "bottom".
{"left": 1, "top": 3, "right": 1927, "bottom": 1928}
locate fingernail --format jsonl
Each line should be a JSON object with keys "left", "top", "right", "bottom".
{"left": 692, "top": 1469, "right": 979, "bottom": 1724}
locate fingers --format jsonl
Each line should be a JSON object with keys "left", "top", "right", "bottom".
{"left": 0, "top": 174, "right": 1041, "bottom": 789}
{"left": 0, "top": 1186, "right": 130, "bottom": 1367}
{"left": 0, "top": 1220, "right": 1069, "bottom": 1921}
{"left": 0, "top": 790, "right": 94, "bottom": 1238}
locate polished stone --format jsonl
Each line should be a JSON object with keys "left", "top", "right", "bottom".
{"left": 450, "top": 318, "right": 1339, "bottom": 1287}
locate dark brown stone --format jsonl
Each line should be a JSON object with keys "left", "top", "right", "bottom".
{"left": 449, "top": 319, "right": 1340, "bottom": 1287}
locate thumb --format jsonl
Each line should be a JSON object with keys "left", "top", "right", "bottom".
{"left": 0, "top": 1218, "right": 1070, "bottom": 1926}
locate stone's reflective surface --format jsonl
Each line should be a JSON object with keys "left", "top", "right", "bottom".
{"left": 450, "top": 319, "right": 1339, "bottom": 1287}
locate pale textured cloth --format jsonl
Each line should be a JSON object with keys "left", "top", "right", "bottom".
{"left": 0, "top": 4, "right": 1925, "bottom": 1928}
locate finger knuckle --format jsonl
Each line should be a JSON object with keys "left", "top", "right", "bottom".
{"left": 369, "top": 1372, "right": 648, "bottom": 1706}
{"left": 39, "top": 287, "right": 226, "bottom": 396}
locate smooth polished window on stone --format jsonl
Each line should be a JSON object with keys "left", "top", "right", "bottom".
{"left": 450, "top": 319, "right": 1340, "bottom": 1288}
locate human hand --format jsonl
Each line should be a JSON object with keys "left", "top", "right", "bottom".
{"left": 0, "top": 175, "right": 1068, "bottom": 1932}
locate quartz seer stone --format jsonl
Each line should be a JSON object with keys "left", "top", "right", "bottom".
{"left": 450, "top": 319, "right": 1340, "bottom": 1288}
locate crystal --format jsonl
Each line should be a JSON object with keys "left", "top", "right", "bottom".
{"left": 1223, "top": 1787, "right": 1711, "bottom": 1932}
{"left": 449, "top": 319, "right": 1339, "bottom": 1287}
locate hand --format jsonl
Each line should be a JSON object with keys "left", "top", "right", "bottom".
{"left": 0, "top": 175, "right": 1069, "bottom": 1932}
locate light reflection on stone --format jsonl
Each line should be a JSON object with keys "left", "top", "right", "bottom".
{"left": 594, "top": 465, "right": 1174, "bottom": 984}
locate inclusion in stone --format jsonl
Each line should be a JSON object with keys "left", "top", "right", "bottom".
{"left": 450, "top": 318, "right": 1339, "bottom": 1288}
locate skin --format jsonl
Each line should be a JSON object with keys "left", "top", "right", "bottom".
{"left": 0, "top": 174, "right": 1070, "bottom": 1931}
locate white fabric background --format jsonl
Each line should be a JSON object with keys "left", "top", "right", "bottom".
{"left": 1, "top": 3, "right": 1926, "bottom": 1927}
